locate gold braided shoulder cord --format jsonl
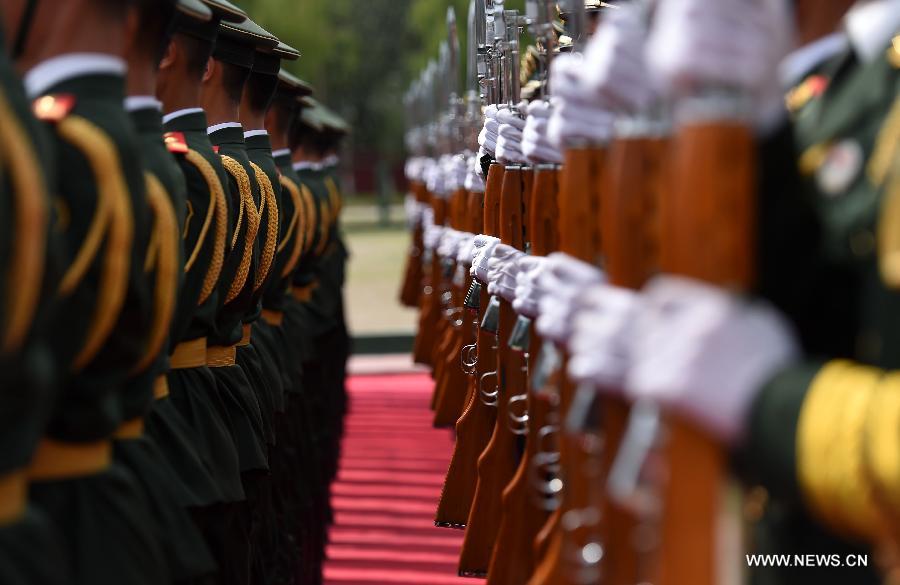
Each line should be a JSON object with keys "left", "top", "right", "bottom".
{"left": 249, "top": 162, "right": 279, "bottom": 292}
{"left": 314, "top": 190, "right": 332, "bottom": 257}
{"left": 131, "top": 173, "right": 178, "bottom": 374}
{"left": 279, "top": 176, "right": 306, "bottom": 278}
{"left": 299, "top": 183, "right": 317, "bottom": 255}
{"left": 0, "top": 89, "right": 48, "bottom": 353}
{"left": 863, "top": 373, "right": 900, "bottom": 528}
{"left": 220, "top": 156, "right": 259, "bottom": 304}
{"left": 324, "top": 175, "right": 343, "bottom": 218}
{"left": 57, "top": 116, "right": 134, "bottom": 371}
{"left": 183, "top": 149, "right": 227, "bottom": 305}
{"left": 796, "top": 360, "right": 884, "bottom": 541}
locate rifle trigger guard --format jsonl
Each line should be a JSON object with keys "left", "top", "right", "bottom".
{"left": 460, "top": 343, "right": 478, "bottom": 374}
{"left": 479, "top": 371, "right": 499, "bottom": 407}
{"left": 507, "top": 393, "right": 529, "bottom": 435}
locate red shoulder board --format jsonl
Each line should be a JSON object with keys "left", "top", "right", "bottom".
{"left": 32, "top": 94, "right": 76, "bottom": 122}
{"left": 213, "top": 145, "right": 220, "bottom": 154}
{"left": 164, "top": 132, "right": 189, "bottom": 154}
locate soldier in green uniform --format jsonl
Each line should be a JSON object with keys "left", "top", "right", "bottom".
{"left": 236, "top": 38, "right": 306, "bottom": 584}
{"left": 602, "top": 0, "right": 900, "bottom": 583}
{"left": 0, "top": 21, "right": 66, "bottom": 585}
{"left": 122, "top": 1, "right": 221, "bottom": 582}
{"left": 265, "top": 69, "right": 327, "bottom": 583}
{"left": 155, "top": 1, "right": 252, "bottom": 582}
{"left": 290, "top": 101, "right": 347, "bottom": 503}
{"left": 3, "top": 0, "right": 166, "bottom": 583}
{"left": 200, "top": 13, "right": 280, "bottom": 585}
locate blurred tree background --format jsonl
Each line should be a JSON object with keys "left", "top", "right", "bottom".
{"left": 240, "top": 0, "right": 524, "bottom": 192}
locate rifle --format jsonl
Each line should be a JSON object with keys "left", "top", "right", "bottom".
{"left": 435, "top": 165, "right": 499, "bottom": 528}
{"left": 655, "top": 92, "right": 755, "bottom": 585}
{"left": 413, "top": 63, "right": 443, "bottom": 367}
{"left": 460, "top": 4, "right": 532, "bottom": 575}
{"left": 399, "top": 85, "right": 427, "bottom": 309}
{"left": 485, "top": 2, "right": 561, "bottom": 581}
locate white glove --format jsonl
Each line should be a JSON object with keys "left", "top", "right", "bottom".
{"left": 513, "top": 255, "right": 550, "bottom": 318}
{"left": 522, "top": 100, "right": 564, "bottom": 164}
{"left": 423, "top": 222, "right": 445, "bottom": 253}
{"left": 464, "top": 154, "right": 486, "bottom": 192}
{"left": 456, "top": 232, "right": 477, "bottom": 266}
{"left": 437, "top": 228, "right": 464, "bottom": 260}
{"left": 403, "top": 193, "right": 422, "bottom": 229}
{"left": 582, "top": 3, "right": 655, "bottom": 114}
{"left": 567, "top": 284, "right": 641, "bottom": 391}
{"left": 626, "top": 276, "right": 799, "bottom": 443}
{"left": 486, "top": 244, "right": 526, "bottom": 302}
{"left": 404, "top": 156, "right": 426, "bottom": 183}
{"left": 548, "top": 54, "right": 617, "bottom": 149}
{"left": 444, "top": 154, "right": 469, "bottom": 193}
{"left": 645, "top": 0, "right": 791, "bottom": 130}
{"left": 495, "top": 103, "right": 528, "bottom": 164}
{"left": 535, "top": 252, "right": 606, "bottom": 343}
{"left": 470, "top": 234, "right": 501, "bottom": 282}
{"left": 478, "top": 105, "right": 500, "bottom": 157}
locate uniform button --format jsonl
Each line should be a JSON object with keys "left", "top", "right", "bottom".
{"left": 850, "top": 229, "right": 876, "bottom": 256}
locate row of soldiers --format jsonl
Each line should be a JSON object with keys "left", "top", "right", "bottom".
{"left": 0, "top": 0, "right": 350, "bottom": 584}
{"left": 401, "top": 0, "right": 900, "bottom": 583}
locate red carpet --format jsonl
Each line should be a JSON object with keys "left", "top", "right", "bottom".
{"left": 323, "top": 373, "right": 475, "bottom": 584}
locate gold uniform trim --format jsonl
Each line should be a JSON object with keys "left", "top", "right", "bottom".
{"left": 183, "top": 149, "right": 228, "bottom": 306}
{"left": 0, "top": 88, "right": 48, "bottom": 354}
{"left": 863, "top": 373, "right": 900, "bottom": 524}
{"left": 292, "top": 281, "right": 318, "bottom": 302}
{"left": 220, "top": 156, "right": 260, "bottom": 304}
{"left": 299, "top": 183, "right": 317, "bottom": 255}
{"left": 29, "top": 438, "right": 112, "bottom": 481}
{"left": 131, "top": 173, "right": 179, "bottom": 375}
{"left": 324, "top": 175, "right": 343, "bottom": 217}
{"left": 278, "top": 176, "right": 306, "bottom": 277}
{"left": 250, "top": 162, "right": 279, "bottom": 293}
{"left": 153, "top": 375, "right": 170, "bottom": 400}
{"left": 57, "top": 116, "right": 134, "bottom": 371}
{"left": 206, "top": 344, "right": 236, "bottom": 367}
{"left": 170, "top": 337, "right": 207, "bottom": 369}
{"left": 0, "top": 472, "right": 26, "bottom": 525}
{"left": 237, "top": 323, "right": 252, "bottom": 347}
{"left": 261, "top": 309, "right": 284, "bottom": 326}
{"left": 796, "top": 360, "right": 883, "bottom": 540}
{"left": 113, "top": 417, "right": 145, "bottom": 440}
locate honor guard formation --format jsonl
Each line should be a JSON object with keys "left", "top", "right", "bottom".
{"left": 0, "top": 0, "right": 350, "bottom": 583}
{"left": 400, "top": 0, "right": 900, "bottom": 584}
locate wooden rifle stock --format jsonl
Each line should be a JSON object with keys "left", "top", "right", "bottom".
{"left": 487, "top": 165, "right": 559, "bottom": 585}
{"left": 413, "top": 191, "right": 446, "bottom": 367}
{"left": 459, "top": 164, "right": 527, "bottom": 576}
{"left": 434, "top": 187, "right": 477, "bottom": 427}
{"left": 399, "top": 181, "right": 429, "bottom": 307}
{"left": 657, "top": 117, "right": 756, "bottom": 585}
{"left": 530, "top": 147, "right": 607, "bottom": 585}
{"left": 599, "top": 133, "right": 667, "bottom": 585}
{"left": 435, "top": 172, "right": 498, "bottom": 528}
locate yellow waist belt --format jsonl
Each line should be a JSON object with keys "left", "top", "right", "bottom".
{"left": 153, "top": 375, "right": 170, "bottom": 400}
{"left": 207, "top": 345, "right": 236, "bottom": 367}
{"left": 261, "top": 309, "right": 284, "bottom": 327}
{"left": 292, "top": 281, "right": 318, "bottom": 302}
{"left": 237, "top": 324, "right": 252, "bottom": 347}
{"left": 29, "top": 438, "right": 112, "bottom": 482}
{"left": 114, "top": 418, "right": 145, "bottom": 440}
{"left": 0, "top": 471, "right": 26, "bottom": 525}
{"left": 170, "top": 338, "right": 208, "bottom": 370}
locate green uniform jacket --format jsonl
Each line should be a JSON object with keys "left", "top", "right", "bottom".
{"left": 36, "top": 71, "right": 153, "bottom": 442}
{"left": 742, "top": 41, "right": 900, "bottom": 585}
